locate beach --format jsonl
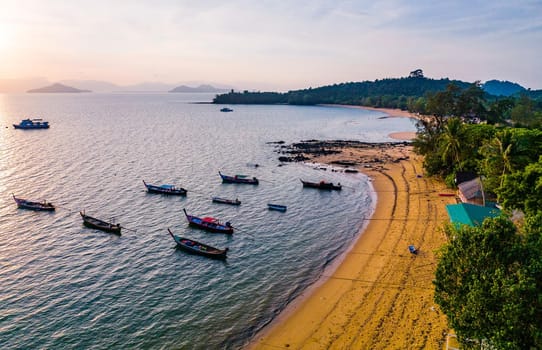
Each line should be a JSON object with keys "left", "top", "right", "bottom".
{"left": 249, "top": 139, "right": 455, "bottom": 349}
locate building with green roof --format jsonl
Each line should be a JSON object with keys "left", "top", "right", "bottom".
{"left": 445, "top": 203, "right": 501, "bottom": 227}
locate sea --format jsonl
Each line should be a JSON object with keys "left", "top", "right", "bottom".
{"left": 0, "top": 93, "right": 416, "bottom": 349}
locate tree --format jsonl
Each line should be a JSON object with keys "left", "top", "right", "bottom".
{"left": 434, "top": 216, "right": 542, "bottom": 349}
{"left": 511, "top": 95, "right": 538, "bottom": 126}
{"left": 439, "top": 117, "right": 465, "bottom": 170}
{"left": 487, "top": 97, "right": 515, "bottom": 124}
{"left": 498, "top": 157, "right": 542, "bottom": 216}
{"left": 409, "top": 69, "right": 424, "bottom": 78}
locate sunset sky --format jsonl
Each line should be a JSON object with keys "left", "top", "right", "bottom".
{"left": 1, "top": 0, "right": 541, "bottom": 91}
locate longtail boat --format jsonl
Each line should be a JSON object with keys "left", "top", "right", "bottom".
{"left": 267, "top": 203, "right": 287, "bottom": 212}
{"left": 12, "top": 194, "right": 55, "bottom": 211}
{"left": 300, "top": 179, "right": 342, "bottom": 191}
{"left": 80, "top": 211, "right": 121, "bottom": 235}
{"left": 183, "top": 209, "right": 234, "bottom": 234}
{"left": 212, "top": 197, "right": 241, "bottom": 205}
{"left": 168, "top": 228, "right": 228, "bottom": 260}
{"left": 143, "top": 180, "right": 187, "bottom": 195}
{"left": 219, "top": 171, "right": 259, "bottom": 185}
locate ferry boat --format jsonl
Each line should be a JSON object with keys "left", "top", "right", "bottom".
{"left": 13, "top": 118, "right": 50, "bottom": 129}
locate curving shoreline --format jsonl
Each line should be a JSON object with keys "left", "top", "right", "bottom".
{"left": 248, "top": 141, "right": 455, "bottom": 349}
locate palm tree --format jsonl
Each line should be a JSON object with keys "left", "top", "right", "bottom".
{"left": 480, "top": 129, "right": 514, "bottom": 190}
{"left": 440, "top": 117, "right": 464, "bottom": 170}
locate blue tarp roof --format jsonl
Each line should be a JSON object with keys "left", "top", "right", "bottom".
{"left": 446, "top": 203, "right": 501, "bottom": 227}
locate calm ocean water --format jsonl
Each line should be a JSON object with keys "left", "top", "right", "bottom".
{"left": 0, "top": 93, "right": 415, "bottom": 349}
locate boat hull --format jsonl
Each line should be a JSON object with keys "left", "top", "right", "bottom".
{"left": 212, "top": 197, "right": 241, "bottom": 205}
{"left": 219, "top": 172, "right": 259, "bottom": 185}
{"left": 80, "top": 212, "right": 121, "bottom": 235}
{"left": 301, "top": 179, "right": 342, "bottom": 190}
{"left": 183, "top": 209, "right": 233, "bottom": 234}
{"left": 13, "top": 195, "right": 55, "bottom": 211}
{"left": 13, "top": 124, "right": 50, "bottom": 129}
{"left": 168, "top": 229, "right": 228, "bottom": 259}
{"left": 143, "top": 181, "right": 188, "bottom": 196}
{"left": 268, "top": 204, "right": 287, "bottom": 212}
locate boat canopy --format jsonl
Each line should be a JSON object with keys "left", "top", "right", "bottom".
{"left": 202, "top": 217, "right": 218, "bottom": 223}
{"left": 160, "top": 184, "right": 175, "bottom": 189}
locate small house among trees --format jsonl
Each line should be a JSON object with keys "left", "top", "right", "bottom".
{"left": 457, "top": 178, "right": 485, "bottom": 205}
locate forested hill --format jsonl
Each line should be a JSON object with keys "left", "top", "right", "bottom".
{"left": 213, "top": 77, "right": 471, "bottom": 109}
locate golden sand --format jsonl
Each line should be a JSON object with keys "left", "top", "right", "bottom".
{"left": 248, "top": 143, "right": 454, "bottom": 349}
{"left": 322, "top": 104, "right": 419, "bottom": 119}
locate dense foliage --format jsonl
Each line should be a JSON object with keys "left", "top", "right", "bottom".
{"left": 213, "top": 76, "right": 471, "bottom": 109}
{"left": 435, "top": 216, "right": 542, "bottom": 349}
{"left": 213, "top": 90, "right": 287, "bottom": 104}
{"left": 412, "top": 83, "right": 542, "bottom": 348}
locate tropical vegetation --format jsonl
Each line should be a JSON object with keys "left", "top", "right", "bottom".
{"left": 219, "top": 73, "right": 542, "bottom": 347}
{"left": 409, "top": 81, "right": 542, "bottom": 349}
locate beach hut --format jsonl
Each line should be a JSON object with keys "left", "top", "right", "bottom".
{"left": 454, "top": 171, "right": 478, "bottom": 186}
{"left": 457, "top": 178, "right": 485, "bottom": 205}
{"left": 445, "top": 203, "right": 501, "bottom": 228}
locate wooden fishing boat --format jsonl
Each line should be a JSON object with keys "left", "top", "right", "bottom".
{"left": 220, "top": 107, "right": 233, "bottom": 112}
{"left": 300, "top": 179, "right": 342, "bottom": 191}
{"left": 268, "top": 203, "right": 287, "bottom": 212}
{"left": 219, "top": 171, "right": 259, "bottom": 185}
{"left": 183, "top": 209, "right": 234, "bottom": 234}
{"left": 80, "top": 211, "right": 121, "bottom": 235}
{"left": 168, "top": 228, "right": 228, "bottom": 260}
{"left": 143, "top": 180, "right": 187, "bottom": 195}
{"left": 212, "top": 197, "right": 241, "bottom": 205}
{"left": 12, "top": 194, "right": 55, "bottom": 211}
{"left": 13, "top": 118, "right": 50, "bottom": 129}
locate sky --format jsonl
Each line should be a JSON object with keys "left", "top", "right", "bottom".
{"left": 0, "top": 0, "right": 541, "bottom": 91}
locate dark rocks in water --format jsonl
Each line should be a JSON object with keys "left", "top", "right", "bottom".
{"left": 331, "top": 160, "right": 357, "bottom": 166}
{"left": 274, "top": 139, "right": 410, "bottom": 163}
{"left": 278, "top": 155, "right": 309, "bottom": 162}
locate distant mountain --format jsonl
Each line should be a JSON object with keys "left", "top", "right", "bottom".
{"left": 482, "top": 80, "right": 526, "bottom": 96}
{"left": 60, "top": 80, "right": 121, "bottom": 93}
{"left": 27, "top": 83, "right": 91, "bottom": 93}
{"left": 120, "top": 82, "right": 177, "bottom": 92}
{"left": 169, "top": 84, "right": 228, "bottom": 93}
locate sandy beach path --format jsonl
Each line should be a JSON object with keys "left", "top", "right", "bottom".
{"left": 249, "top": 148, "right": 454, "bottom": 349}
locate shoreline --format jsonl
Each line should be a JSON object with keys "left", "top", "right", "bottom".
{"left": 321, "top": 104, "right": 420, "bottom": 119}
{"left": 248, "top": 143, "right": 453, "bottom": 349}
{"left": 323, "top": 104, "right": 419, "bottom": 141}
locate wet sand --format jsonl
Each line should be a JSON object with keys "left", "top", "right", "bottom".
{"left": 249, "top": 142, "right": 454, "bottom": 349}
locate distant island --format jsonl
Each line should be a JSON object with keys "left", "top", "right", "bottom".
{"left": 169, "top": 84, "right": 227, "bottom": 93}
{"left": 213, "top": 70, "right": 541, "bottom": 109}
{"left": 27, "top": 83, "right": 91, "bottom": 93}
